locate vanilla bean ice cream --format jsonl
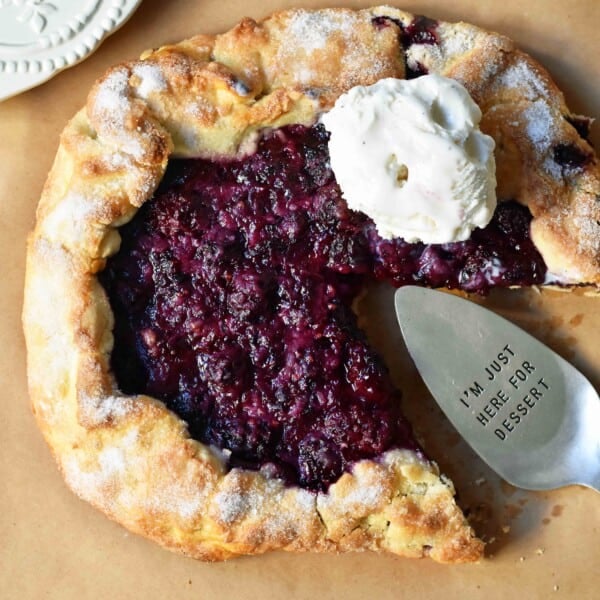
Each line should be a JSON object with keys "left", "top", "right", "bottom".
{"left": 321, "top": 75, "right": 497, "bottom": 244}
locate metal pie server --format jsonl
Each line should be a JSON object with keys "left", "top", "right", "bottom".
{"left": 394, "top": 286, "right": 600, "bottom": 493}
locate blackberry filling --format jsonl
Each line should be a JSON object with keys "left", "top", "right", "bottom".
{"left": 100, "top": 123, "right": 547, "bottom": 491}
{"left": 553, "top": 143, "right": 594, "bottom": 172}
{"left": 564, "top": 114, "right": 593, "bottom": 142}
{"left": 372, "top": 14, "right": 439, "bottom": 78}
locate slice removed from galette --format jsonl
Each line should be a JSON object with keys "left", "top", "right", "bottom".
{"left": 23, "top": 7, "right": 599, "bottom": 563}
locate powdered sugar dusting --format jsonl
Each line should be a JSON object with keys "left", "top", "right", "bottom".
{"left": 288, "top": 10, "right": 353, "bottom": 53}
{"left": 440, "top": 25, "right": 477, "bottom": 59}
{"left": 343, "top": 479, "right": 385, "bottom": 508}
{"left": 342, "top": 52, "right": 387, "bottom": 86}
{"left": 63, "top": 425, "right": 209, "bottom": 522}
{"left": 102, "top": 151, "right": 138, "bottom": 173}
{"left": 98, "top": 429, "right": 139, "bottom": 477}
{"left": 572, "top": 201, "right": 600, "bottom": 252}
{"left": 63, "top": 431, "right": 140, "bottom": 507}
{"left": 296, "top": 67, "right": 316, "bottom": 85}
{"left": 184, "top": 97, "right": 216, "bottom": 121}
{"left": 63, "top": 456, "right": 107, "bottom": 503}
{"left": 92, "top": 67, "right": 145, "bottom": 159}
{"left": 95, "top": 68, "right": 130, "bottom": 114}
{"left": 495, "top": 60, "right": 573, "bottom": 181}
{"left": 542, "top": 156, "right": 562, "bottom": 180}
{"left": 132, "top": 63, "right": 167, "bottom": 99}
{"left": 146, "top": 479, "right": 204, "bottom": 520}
{"left": 295, "top": 488, "right": 316, "bottom": 513}
{"left": 79, "top": 393, "right": 135, "bottom": 426}
{"left": 523, "top": 100, "right": 554, "bottom": 150}
{"left": 212, "top": 471, "right": 316, "bottom": 536}
{"left": 98, "top": 443, "right": 128, "bottom": 476}
{"left": 499, "top": 60, "right": 548, "bottom": 101}
{"left": 213, "top": 487, "right": 248, "bottom": 524}
{"left": 43, "top": 192, "right": 97, "bottom": 238}
{"left": 213, "top": 475, "right": 282, "bottom": 525}
{"left": 279, "top": 9, "right": 396, "bottom": 90}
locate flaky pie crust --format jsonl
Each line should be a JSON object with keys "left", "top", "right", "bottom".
{"left": 23, "top": 6, "right": 600, "bottom": 563}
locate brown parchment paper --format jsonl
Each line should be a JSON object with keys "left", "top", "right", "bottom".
{"left": 1, "top": 1, "right": 599, "bottom": 598}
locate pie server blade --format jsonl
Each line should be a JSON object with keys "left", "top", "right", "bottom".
{"left": 394, "top": 286, "right": 600, "bottom": 493}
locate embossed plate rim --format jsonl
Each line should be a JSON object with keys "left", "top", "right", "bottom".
{"left": 0, "top": 0, "right": 143, "bottom": 101}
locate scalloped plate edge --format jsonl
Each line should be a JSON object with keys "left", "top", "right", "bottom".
{"left": 0, "top": 0, "right": 143, "bottom": 101}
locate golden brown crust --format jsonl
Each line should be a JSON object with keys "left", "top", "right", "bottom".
{"left": 23, "top": 6, "right": 600, "bottom": 564}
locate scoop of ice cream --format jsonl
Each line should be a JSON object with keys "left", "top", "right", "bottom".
{"left": 321, "top": 75, "right": 497, "bottom": 244}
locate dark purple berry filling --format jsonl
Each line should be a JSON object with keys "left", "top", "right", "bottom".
{"left": 101, "top": 123, "right": 547, "bottom": 491}
{"left": 552, "top": 142, "right": 594, "bottom": 172}
{"left": 372, "top": 15, "right": 439, "bottom": 79}
{"left": 372, "top": 14, "right": 439, "bottom": 46}
{"left": 565, "top": 114, "right": 593, "bottom": 142}
{"left": 400, "top": 15, "right": 439, "bottom": 47}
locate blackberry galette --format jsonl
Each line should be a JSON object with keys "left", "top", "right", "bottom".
{"left": 23, "top": 7, "right": 599, "bottom": 563}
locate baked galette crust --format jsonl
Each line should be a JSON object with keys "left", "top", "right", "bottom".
{"left": 23, "top": 6, "right": 600, "bottom": 564}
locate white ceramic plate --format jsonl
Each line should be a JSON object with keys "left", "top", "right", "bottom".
{"left": 0, "top": 0, "right": 142, "bottom": 101}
